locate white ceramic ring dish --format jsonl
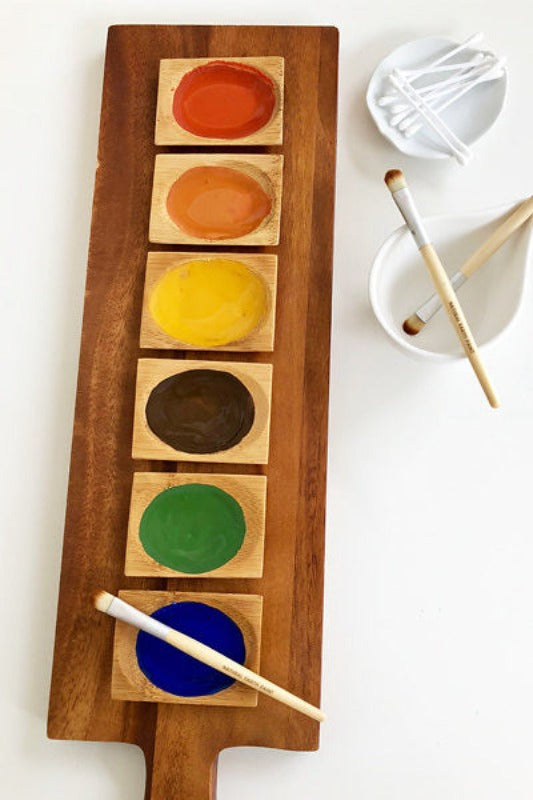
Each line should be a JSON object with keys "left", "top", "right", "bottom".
{"left": 366, "top": 36, "right": 507, "bottom": 161}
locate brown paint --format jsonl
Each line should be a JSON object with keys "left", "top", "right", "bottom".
{"left": 145, "top": 369, "right": 255, "bottom": 454}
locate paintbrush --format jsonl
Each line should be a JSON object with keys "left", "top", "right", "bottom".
{"left": 403, "top": 196, "right": 533, "bottom": 335}
{"left": 384, "top": 170, "right": 500, "bottom": 408}
{"left": 93, "top": 590, "right": 325, "bottom": 722}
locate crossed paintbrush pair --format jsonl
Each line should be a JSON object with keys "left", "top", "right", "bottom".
{"left": 403, "top": 195, "right": 533, "bottom": 336}
{"left": 385, "top": 170, "right": 533, "bottom": 408}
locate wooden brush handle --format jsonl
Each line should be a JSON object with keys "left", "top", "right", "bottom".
{"left": 420, "top": 244, "right": 500, "bottom": 408}
{"left": 165, "top": 628, "right": 324, "bottom": 721}
{"left": 461, "top": 196, "right": 533, "bottom": 277}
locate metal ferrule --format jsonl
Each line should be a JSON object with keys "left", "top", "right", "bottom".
{"left": 392, "top": 187, "right": 430, "bottom": 249}
{"left": 416, "top": 270, "right": 468, "bottom": 323}
{"left": 108, "top": 596, "right": 169, "bottom": 642}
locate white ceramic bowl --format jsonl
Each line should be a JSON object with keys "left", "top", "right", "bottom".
{"left": 368, "top": 201, "right": 533, "bottom": 361}
{"left": 366, "top": 36, "right": 507, "bottom": 161}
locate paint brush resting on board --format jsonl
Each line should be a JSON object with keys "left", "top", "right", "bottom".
{"left": 403, "top": 196, "right": 533, "bottom": 335}
{"left": 384, "top": 169, "right": 500, "bottom": 408}
{"left": 93, "top": 590, "right": 325, "bottom": 722}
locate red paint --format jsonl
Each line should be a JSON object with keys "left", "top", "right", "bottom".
{"left": 173, "top": 60, "right": 276, "bottom": 140}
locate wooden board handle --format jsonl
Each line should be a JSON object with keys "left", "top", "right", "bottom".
{"left": 144, "top": 706, "right": 219, "bottom": 799}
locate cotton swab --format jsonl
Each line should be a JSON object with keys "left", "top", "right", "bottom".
{"left": 386, "top": 60, "right": 489, "bottom": 113}
{"left": 404, "top": 58, "right": 507, "bottom": 137}
{"left": 400, "top": 32, "right": 484, "bottom": 79}
{"left": 389, "top": 71, "right": 471, "bottom": 165}
{"left": 389, "top": 58, "right": 495, "bottom": 122}
{"left": 93, "top": 590, "right": 326, "bottom": 722}
{"left": 384, "top": 170, "right": 500, "bottom": 408}
{"left": 377, "top": 53, "right": 487, "bottom": 107}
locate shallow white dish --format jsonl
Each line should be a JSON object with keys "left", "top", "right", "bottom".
{"left": 366, "top": 36, "right": 507, "bottom": 160}
{"left": 369, "top": 200, "right": 533, "bottom": 361}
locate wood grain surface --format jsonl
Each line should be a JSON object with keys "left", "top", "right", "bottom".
{"left": 48, "top": 24, "right": 338, "bottom": 800}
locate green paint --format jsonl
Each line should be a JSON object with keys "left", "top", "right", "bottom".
{"left": 139, "top": 483, "right": 246, "bottom": 574}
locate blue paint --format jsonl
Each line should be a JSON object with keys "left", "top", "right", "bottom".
{"left": 135, "top": 601, "right": 246, "bottom": 697}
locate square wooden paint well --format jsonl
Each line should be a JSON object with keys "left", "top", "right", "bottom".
{"left": 140, "top": 251, "right": 278, "bottom": 352}
{"left": 148, "top": 153, "right": 283, "bottom": 246}
{"left": 155, "top": 56, "right": 284, "bottom": 146}
{"left": 132, "top": 358, "right": 273, "bottom": 464}
{"left": 111, "top": 590, "right": 263, "bottom": 707}
{"left": 125, "top": 472, "right": 267, "bottom": 578}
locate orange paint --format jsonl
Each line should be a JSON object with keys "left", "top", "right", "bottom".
{"left": 173, "top": 60, "right": 276, "bottom": 140}
{"left": 166, "top": 166, "right": 272, "bottom": 240}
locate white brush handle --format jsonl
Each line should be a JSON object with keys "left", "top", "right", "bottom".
{"left": 387, "top": 177, "right": 500, "bottom": 408}
{"left": 390, "top": 71, "right": 471, "bottom": 165}
{"left": 98, "top": 592, "right": 325, "bottom": 723}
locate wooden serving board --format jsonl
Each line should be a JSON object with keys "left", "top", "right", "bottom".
{"left": 48, "top": 24, "right": 338, "bottom": 799}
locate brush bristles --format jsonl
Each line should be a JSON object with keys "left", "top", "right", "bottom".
{"left": 402, "top": 314, "right": 425, "bottom": 335}
{"left": 384, "top": 169, "right": 406, "bottom": 193}
{"left": 92, "top": 589, "right": 114, "bottom": 613}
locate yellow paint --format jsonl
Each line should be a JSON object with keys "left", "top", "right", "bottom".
{"left": 149, "top": 258, "right": 268, "bottom": 347}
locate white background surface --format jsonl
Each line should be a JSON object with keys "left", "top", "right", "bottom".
{"left": 2, "top": 1, "right": 533, "bottom": 798}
